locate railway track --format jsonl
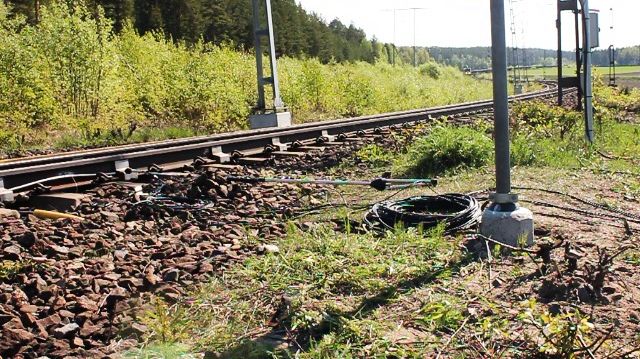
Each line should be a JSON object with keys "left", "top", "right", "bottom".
{"left": 0, "top": 84, "right": 581, "bottom": 357}
{"left": 0, "top": 85, "right": 570, "bottom": 202}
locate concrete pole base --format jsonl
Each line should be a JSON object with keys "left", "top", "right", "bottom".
{"left": 249, "top": 111, "right": 292, "bottom": 129}
{"left": 480, "top": 204, "right": 534, "bottom": 247}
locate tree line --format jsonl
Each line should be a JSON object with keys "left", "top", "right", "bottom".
{"left": 4, "top": 0, "right": 397, "bottom": 64}
{"left": 425, "top": 47, "right": 580, "bottom": 70}
{"left": 420, "top": 46, "right": 640, "bottom": 70}
{"left": 592, "top": 46, "right": 640, "bottom": 67}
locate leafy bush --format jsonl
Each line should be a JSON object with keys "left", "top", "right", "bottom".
{"left": 594, "top": 79, "right": 640, "bottom": 112}
{"left": 0, "top": 1, "right": 494, "bottom": 155}
{"left": 511, "top": 101, "right": 581, "bottom": 139}
{"left": 354, "top": 144, "right": 393, "bottom": 168}
{"left": 420, "top": 62, "right": 442, "bottom": 80}
{"left": 395, "top": 125, "right": 493, "bottom": 177}
{"left": 509, "top": 94, "right": 639, "bottom": 170}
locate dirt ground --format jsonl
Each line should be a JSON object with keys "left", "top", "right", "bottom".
{"left": 282, "top": 106, "right": 640, "bottom": 357}
{"left": 461, "top": 169, "right": 639, "bottom": 357}
{"left": 328, "top": 162, "right": 640, "bottom": 357}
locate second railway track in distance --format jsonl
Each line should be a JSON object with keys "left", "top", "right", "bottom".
{"left": 0, "top": 84, "right": 573, "bottom": 202}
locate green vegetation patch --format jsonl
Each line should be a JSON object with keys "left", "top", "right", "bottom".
{"left": 132, "top": 223, "right": 464, "bottom": 357}
{"left": 353, "top": 144, "right": 394, "bottom": 168}
{"left": 595, "top": 80, "right": 640, "bottom": 112}
{"left": 0, "top": 1, "right": 494, "bottom": 155}
{"left": 368, "top": 84, "right": 639, "bottom": 182}
{"left": 0, "top": 260, "right": 32, "bottom": 280}
{"left": 394, "top": 125, "right": 494, "bottom": 177}
{"left": 507, "top": 93, "right": 640, "bottom": 172}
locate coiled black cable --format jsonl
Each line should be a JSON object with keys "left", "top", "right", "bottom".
{"left": 364, "top": 193, "right": 482, "bottom": 234}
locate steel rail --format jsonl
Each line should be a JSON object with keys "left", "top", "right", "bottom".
{"left": 0, "top": 86, "right": 553, "bottom": 170}
{"left": 0, "top": 86, "right": 568, "bottom": 196}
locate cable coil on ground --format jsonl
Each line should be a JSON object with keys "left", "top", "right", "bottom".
{"left": 365, "top": 193, "right": 482, "bottom": 234}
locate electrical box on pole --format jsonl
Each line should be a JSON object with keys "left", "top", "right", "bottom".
{"left": 589, "top": 12, "right": 600, "bottom": 48}
{"left": 249, "top": 0, "right": 292, "bottom": 129}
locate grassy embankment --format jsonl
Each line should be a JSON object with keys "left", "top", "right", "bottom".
{"left": 128, "top": 81, "right": 640, "bottom": 358}
{"left": 0, "top": 1, "right": 495, "bottom": 156}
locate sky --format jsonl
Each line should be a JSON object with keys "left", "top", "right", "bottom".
{"left": 295, "top": 0, "right": 639, "bottom": 51}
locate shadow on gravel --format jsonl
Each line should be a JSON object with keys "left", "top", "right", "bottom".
{"left": 211, "top": 254, "right": 474, "bottom": 359}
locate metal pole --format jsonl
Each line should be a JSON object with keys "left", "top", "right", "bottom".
{"left": 583, "top": 0, "right": 594, "bottom": 143}
{"left": 490, "top": 0, "right": 511, "bottom": 196}
{"left": 557, "top": 1, "right": 563, "bottom": 105}
{"left": 609, "top": 45, "right": 616, "bottom": 86}
{"left": 609, "top": 7, "right": 616, "bottom": 86}
{"left": 574, "top": 8, "right": 583, "bottom": 110}
{"left": 613, "top": 47, "right": 616, "bottom": 84}
{"left": 264, "top": 0, "right": 284, "bottom": 109}
{"left": 481, "top": 0, "right": 534, "bottom": 249}
{"left": 251, "top": 0, "right": 266, "bottom": 110}
{"left": 512, "top": 48, "right": 517, "bottom": 92}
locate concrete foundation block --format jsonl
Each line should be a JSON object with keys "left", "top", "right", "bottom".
{"left": 0, "top": 188, "right": 14, "bottom": 203}
{"left": 249, "top": 112, "right": 292, "bottom": 129}
{"left": 480, "top": 205, "right": 534, "bottom": 247}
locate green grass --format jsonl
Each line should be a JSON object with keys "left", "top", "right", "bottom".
{"left": 609, "top": 65, "right": 640, "bottom": 74}
{"left": 624, "top": 251, "right": 640, "bottom": 266}
{"left": 346, "top": 89, "right": 638, "bottom": 191}
{"left": 128, "top": 223, "right": 466, "bottom": 358}
{"left": 125, "top": 343, "right": 196, "bottom": 359}
{"left": 352, "top": 144, "right": 395, "bottom": 168}
{"left": 389, "top": 97, "right": 638, "bottom": 178}
{"left": 610, "top": 65, "right": 640, "bottom": 77}
{"left": 509, "top": 94, "right": 639, "bottom": 171}
{"left": 393, "top": 124, "right": 494, "bottom": 177}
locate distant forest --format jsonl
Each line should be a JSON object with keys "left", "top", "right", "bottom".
{"left": 418, "top": 46, "right": 640, "bottom": 70}
{"left": 592, "top": 46, "right": 640, "bottom": 67}
{"left": 4, "top": 0, "right": 400, "bottom": 64}
{"left": 4, "top": 0, "right": 639, "bottom": 68}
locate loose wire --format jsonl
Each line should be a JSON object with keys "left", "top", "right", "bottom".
{"left": 364, "top": 193, "right": 482, "bottom": 234}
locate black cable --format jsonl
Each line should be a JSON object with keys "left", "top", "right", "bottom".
{"left": 364, "top": 193, "right": 482, "bottom": 234}
{"left": 513, "top": 186, "right": 640, "bottom": 221}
